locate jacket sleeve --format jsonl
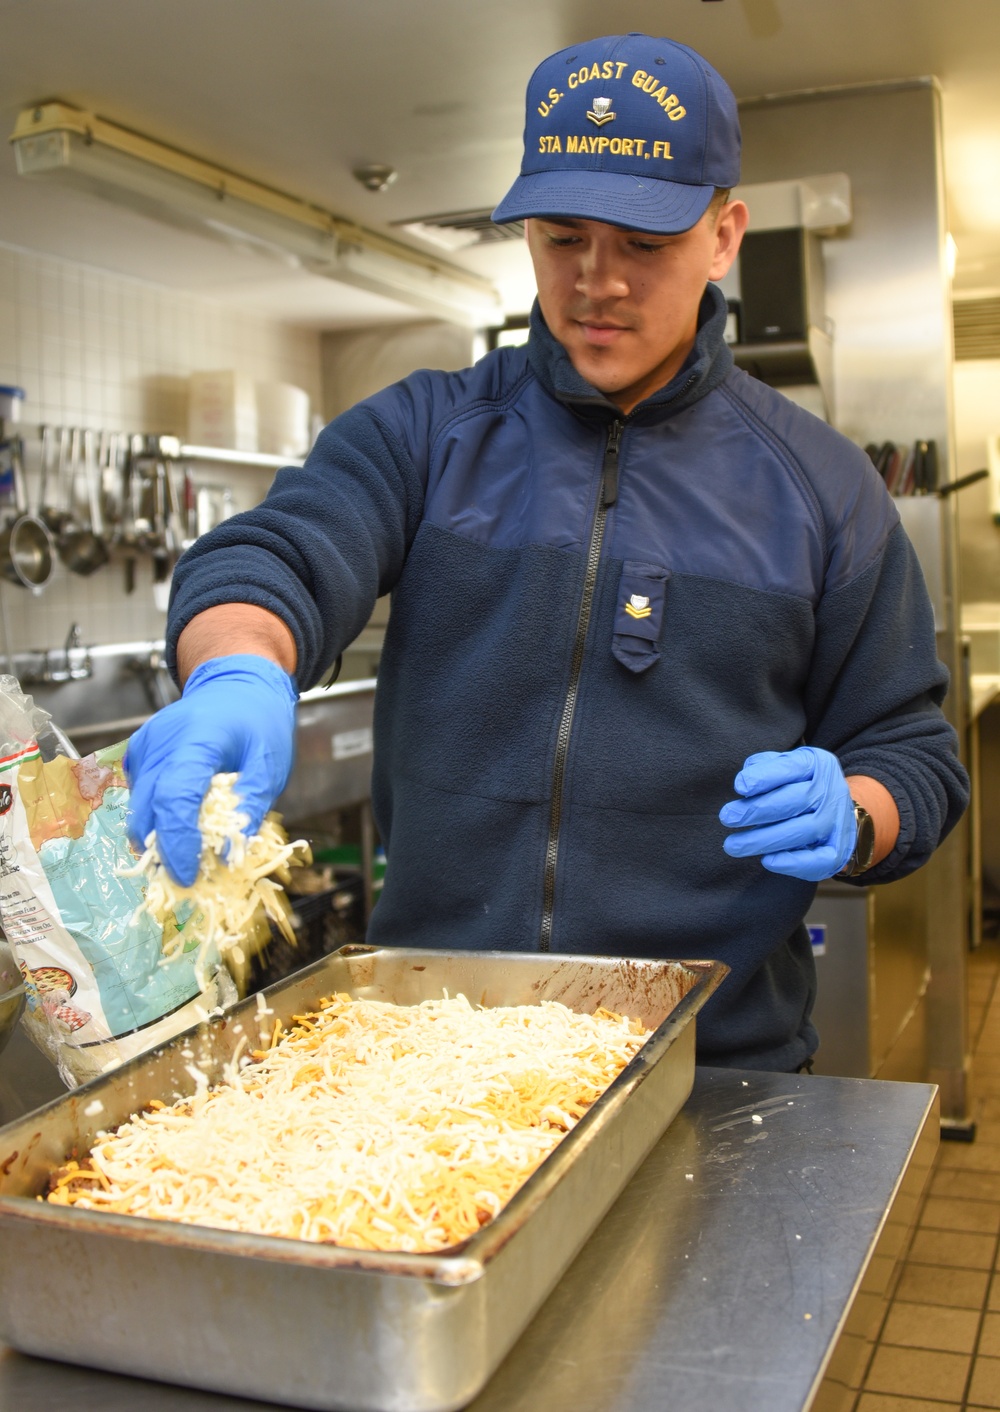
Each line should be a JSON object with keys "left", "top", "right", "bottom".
{"left": 804, "top": 519, "right": 969, "bottom": 881}
{"left": 165, "top": 399, "right": 426, "bottom": 689}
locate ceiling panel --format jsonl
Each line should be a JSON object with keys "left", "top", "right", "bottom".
{"left": 2, "top": 0, "right": 998, "bottom": 318}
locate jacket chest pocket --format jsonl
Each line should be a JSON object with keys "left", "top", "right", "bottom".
{"left": 612, "top": 561, "right": 670, "bottom": 673}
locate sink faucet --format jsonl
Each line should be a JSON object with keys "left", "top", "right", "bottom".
{"left": 20, "top": 623, "right": 93, "bottom": 685}
{"left": 53, "top": 623, "right": 93, "bottom": 683}
{"left": 125, "top": 645, "right": 176, "bottom": 712}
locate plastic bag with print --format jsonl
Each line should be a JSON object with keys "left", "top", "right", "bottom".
{"left": 0, "top": 676, "right": 234, "bottom": 1088}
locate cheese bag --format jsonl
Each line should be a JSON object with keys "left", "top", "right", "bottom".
{"left": 0, "top": 676, "right": 234, "bottom": 1087}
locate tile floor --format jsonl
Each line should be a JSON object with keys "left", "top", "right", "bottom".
{"left": 855, "top": 933, "right": 1000, "bottom": 1411}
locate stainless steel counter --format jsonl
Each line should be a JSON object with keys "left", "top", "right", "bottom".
{"left": 0, "top": 1037, "right": 936, "bottom": 1412}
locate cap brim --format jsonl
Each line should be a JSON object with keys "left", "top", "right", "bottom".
{"left": 492, "top": 169, "right": 716, "bottom": 235}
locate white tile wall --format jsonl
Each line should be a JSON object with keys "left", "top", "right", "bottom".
{"left": 0, "top": 240, "right": 322, "bottom": 656}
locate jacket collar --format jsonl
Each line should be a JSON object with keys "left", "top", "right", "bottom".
{"left": 526, "top": 280, "right": 733, "bottom": 421}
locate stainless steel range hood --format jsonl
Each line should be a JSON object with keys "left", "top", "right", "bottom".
{"left": 721, "top": 175, "right": 851, "bottom": 420}
{"left": 732, "top": 223, "right": 833, "bottom": 419}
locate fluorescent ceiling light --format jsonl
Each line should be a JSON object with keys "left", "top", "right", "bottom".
{"left": 10, "top": 103, "right": 502, "bottom": 328}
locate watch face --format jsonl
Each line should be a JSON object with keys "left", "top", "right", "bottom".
{"left": 856, "top": 806, "right": 876, "bottom": 869}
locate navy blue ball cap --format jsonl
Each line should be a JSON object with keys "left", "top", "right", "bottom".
{"left": 492, "top": 33, "right": 741, "bottom": 234}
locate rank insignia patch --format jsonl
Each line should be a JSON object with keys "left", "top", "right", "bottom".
{"left": 625, "top": 594, "right": 651, "bottom": 619}
{"left": 586, "top": 96, "right": 616, "bottom": 127}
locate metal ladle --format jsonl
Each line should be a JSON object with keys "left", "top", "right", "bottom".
{"left": 53, "top": 427, "right": 84, "bottom": 569}
{"left": 38, "top": 425, "right": 73, "bottom": 539}
{"left": 60, "top": 429, "right": 110, "bottom": 576}
{"left": 0, "top": 434, "right": 54, "bottom": 591}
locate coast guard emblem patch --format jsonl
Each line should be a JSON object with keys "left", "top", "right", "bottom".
{"left": 587, "top": 97, "right": 616, "bottom": 127}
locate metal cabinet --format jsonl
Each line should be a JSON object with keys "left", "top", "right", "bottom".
{"left": 808, "top": 867, "right": 930, "bottom": 1082}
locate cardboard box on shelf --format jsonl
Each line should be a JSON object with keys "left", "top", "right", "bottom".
{"left": 188, "top": 371, "right": 258, "bottom": 453}
{"left": 256, "top": 381, "right": 310, "bottom": 458}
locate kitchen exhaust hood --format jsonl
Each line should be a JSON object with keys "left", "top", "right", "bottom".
{"left": 10, "top": 103, "right": 503, "bottom": 329}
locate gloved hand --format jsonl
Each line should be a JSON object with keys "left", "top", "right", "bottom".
{"left": 718, "top": 746, "right": 857, "bottom": 882}
{"left": 124, "top": 654, "right": 297, "bottom": 887}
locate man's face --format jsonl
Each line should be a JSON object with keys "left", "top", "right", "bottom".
{"left": 526, "top": 202, "right": 748, "bottom": 413}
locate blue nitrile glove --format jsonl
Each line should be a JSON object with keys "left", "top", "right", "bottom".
{"left": 124, "top": 654, "right": 297, "bottom": 887}
{"left": 718, "top": 746, "right": 858, "bottom": 882}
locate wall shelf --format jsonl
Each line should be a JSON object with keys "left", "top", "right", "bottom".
{"left": 180, "top": 444, "right": 305, "bottom": 470}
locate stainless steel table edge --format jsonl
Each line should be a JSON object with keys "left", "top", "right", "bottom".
{"left": 0, "top": 1068, "right": 941, "bottom": 1412}
{"left": 805, "top": 1080, "right": 940, "bottom": 1411}
{"left": 463, "top": 1067, "right": 942, "bottom": 1412}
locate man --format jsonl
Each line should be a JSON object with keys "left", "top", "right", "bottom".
{"left": 126, "top": 33, "right": 968, "bottom": 1073}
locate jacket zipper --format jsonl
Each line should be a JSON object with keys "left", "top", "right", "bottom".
{"left": 539, "top": 418, "right": 623, "bottom": 951}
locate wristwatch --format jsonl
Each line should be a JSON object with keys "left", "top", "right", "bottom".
{"left": 838, "top": 801, "right": 876, "bottom": 877}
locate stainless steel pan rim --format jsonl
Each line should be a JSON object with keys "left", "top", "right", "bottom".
{"left": 0, "top": 947, "right": 728, "bottom": 1412}
{"left": 0, "top": 948, "right": 727, "bottom": 1283}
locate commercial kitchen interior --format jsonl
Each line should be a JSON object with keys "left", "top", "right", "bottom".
{"left": 1, "top": 2, "right": 1000, "bottom": 1410}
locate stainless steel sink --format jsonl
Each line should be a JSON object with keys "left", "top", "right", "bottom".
{"left": 12, "top": 640, "right": 376, "bottom": 824}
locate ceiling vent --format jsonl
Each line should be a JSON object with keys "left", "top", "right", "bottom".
{"left": 396, "top": 210, "right": 524, "bottom": 253}
{"left": 954, "top": 297, "right": 1000, "bottom": 361}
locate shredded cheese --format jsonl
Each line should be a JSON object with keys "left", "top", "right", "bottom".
{"left": 122, "top": 772, "right": 310, "bottom": 984}
{"left": 46, "top": 993, "right": 649, "bottom": 1252}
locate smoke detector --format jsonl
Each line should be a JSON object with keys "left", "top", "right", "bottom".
{"left": 353, "top": 164, "right": 398, "bottom": 193}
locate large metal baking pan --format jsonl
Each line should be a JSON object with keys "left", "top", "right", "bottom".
{"left": 0, "top": 946, "right": 727, "bottom": 1412}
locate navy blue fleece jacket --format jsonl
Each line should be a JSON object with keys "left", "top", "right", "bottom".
{"left": 167, "top": 284, "right": 969, "bottom": 1071}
